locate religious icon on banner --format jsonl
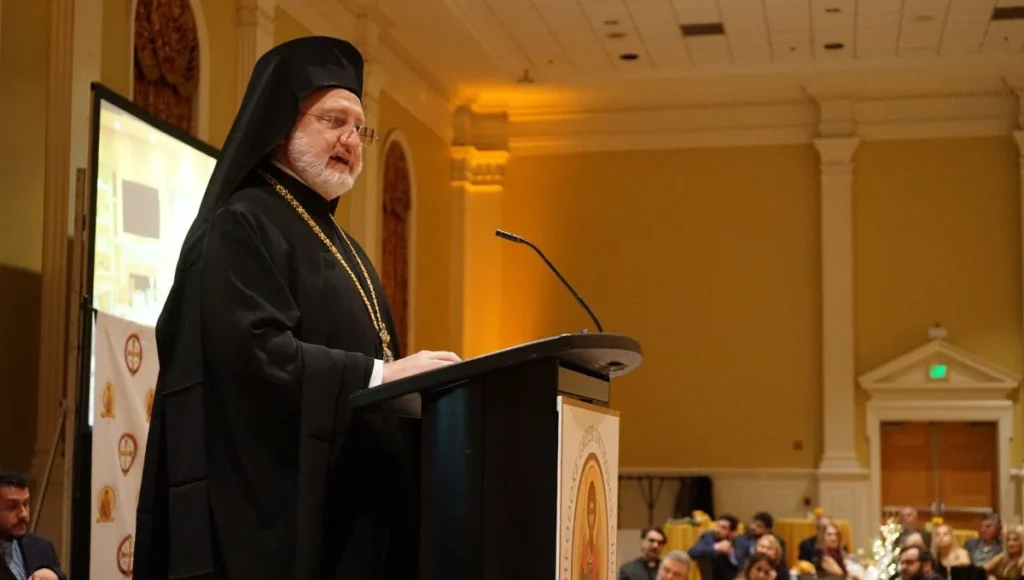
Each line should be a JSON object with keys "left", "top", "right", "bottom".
{"left": 145, "top": 388, "right": 155, "bottom": 423}
{"left": 571, "top": 454, "right": 608, "bottom": 580}
{"left": 96, "top": 486, "right": 116, "bottom": 523}
{"left": 117, "top": 534, "right": 134, "bottom": 577}
{"left": 124, "top": 333, "right": 143, "bottom": 376}
{"left": 118, "top": 433, "right": 138, "bottom": 476}
{"left": 100, "top": 382, "right": 116, "bottom": 419}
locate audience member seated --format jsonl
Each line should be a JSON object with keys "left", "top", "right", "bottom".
{"left": 735, "top": 512, "right": 787, "bottom": 569}
{"left": 688, "top": 514, "right": 741, "bottom": 580}
{"left": 755, "top": 533, "right": 790, "bottom": 580}
{"left": 799, "top": 516, "right": 833, "bottom": 563}
{"left": 903, "top": 533, "right": 926, "bottom": 550}
{"left": 621, "top": 527, "right": 668, "bottom": 580}
{"left": 656, "top": 551, "right": 692, "bottom": 580}
{"left": 897, "top": 508, "right": 933, "bottom": 549}
{"left": 811, "top": 522, "right": 854, "bottom": 579}
{"left": 932, "top": 524, "right": 971, "bottom": 570}
{"left": 964, "top": 515, "right": 1003, "bottom": 567}
{"left": 982, "top": 525, "right": 1023, "bottom": 580}
{"left": 900, "top": 546, "right": 944, "bottom": 580}
{"left": 738, "top": 552, "right": 776, "bottom": 580}
{"left": 0, "top": 469, "right": 65, "bottom": 580}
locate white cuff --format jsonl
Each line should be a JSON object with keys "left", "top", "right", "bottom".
{"left": 369, "top": 359, "right": 384, "bottom": 388}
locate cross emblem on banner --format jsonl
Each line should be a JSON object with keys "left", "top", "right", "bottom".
{"left": 117, "top": 534, "right": 134, "bottom": 576}
{"left": 118, "top": 433, "right": 138, "bottom": 475}
{"left": 124, "top": 333, "right": 143, "bottom": 376}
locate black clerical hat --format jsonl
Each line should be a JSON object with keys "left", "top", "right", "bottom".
{"left": 175, "top": 35, "right": 365, "bottom": 271}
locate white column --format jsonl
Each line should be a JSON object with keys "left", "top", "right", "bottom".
{"left": 237, "top": 0, "right": 275, "bottom": 99}
{"left": 1016, "top": 130, "right": 1024, "bottom": 519}
{"left": 814, "top": 133, "right": 873, "bottom": 550}
{"left": 348, "top": 12, "right": 386, "bottom": 265}
{"left": 450, "top": 106, "right": 509, "bottom": 357}
{"left": 34, "top": 0, "right": 76, "bottom": 561}
{"left": 815, "top": 135, "right": 861, "bottom": 472}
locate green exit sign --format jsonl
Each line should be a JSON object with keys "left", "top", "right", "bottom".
{"left": 928, "top": 364, "right": 948, "bottom": 380}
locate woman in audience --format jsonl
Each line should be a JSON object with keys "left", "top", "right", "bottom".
{"left": 756, "top": 534, "right": 790, "bottom": 580}
{"left": 932, "top": 524, "right": 971, "bottom": 570}
{"left": 812, "top": 522, "right": 850, "bottom": 578}
{"left": 984, "top": 526, "right": 1023, "bottom": 580}
{"left": 738, "top": 552, "right": 777, "bottom": 580}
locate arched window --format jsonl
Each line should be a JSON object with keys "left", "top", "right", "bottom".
{"left": 381, "top": 136, "right": 412, "bottom": 351}
{"left": 132, "top": 0, "right": 200, "bottom": 135}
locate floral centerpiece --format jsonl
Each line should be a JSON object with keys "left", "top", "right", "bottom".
{"left": 869, "top": 518, "right": 904, "bottom": 580}
{"left": 679, "top": 510, "right": 713, "bottom": 527}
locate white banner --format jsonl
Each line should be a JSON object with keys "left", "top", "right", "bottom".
{"left": 90, "top": 311, "right": 157, "bottom": 579}
{"left": 556, "top": 396, "right": 620, "bottom": 580}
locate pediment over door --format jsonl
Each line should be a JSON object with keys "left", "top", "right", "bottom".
{"left": 858, "top": 338, "right": 1020, "bottom": 400}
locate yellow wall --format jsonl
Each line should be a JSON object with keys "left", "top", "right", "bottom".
{"left": 501, "top": 145, "right": 824, "bottom": 468}
{"left": 497, "top": 137, "right": 1022, "bottom": 470}
{"left": 377, "top": 91, "right": 456, "bottom": 354}
{"left": 853, "top": 136, "right": 1023, "bottom": 464}
{"left": 0, "top": 0, "right": 50, "bottom": 473}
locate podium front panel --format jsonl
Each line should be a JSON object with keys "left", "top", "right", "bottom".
{"left": 419, "top": 357, "right": 620, "bottom": 580}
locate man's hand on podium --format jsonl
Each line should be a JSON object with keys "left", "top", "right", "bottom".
{"left": 382, "top": 350, "right": 461, "bottom": 383}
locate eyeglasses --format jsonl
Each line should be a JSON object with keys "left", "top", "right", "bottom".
{"left": 302, "top": 111, "right": 380, "bottom": 146}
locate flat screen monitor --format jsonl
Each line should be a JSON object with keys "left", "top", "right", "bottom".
{"left": 85, "top": 85, "right": 218, "bottom": 426}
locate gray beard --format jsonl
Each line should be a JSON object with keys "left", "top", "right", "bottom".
{"left": 286, "top": 131, "right": 360, "bottom": 199}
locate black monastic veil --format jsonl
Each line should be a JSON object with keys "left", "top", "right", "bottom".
{"left": 133, "top": 36, "right": 418, "bottom": 580}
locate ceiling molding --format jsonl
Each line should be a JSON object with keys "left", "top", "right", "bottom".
{"left": 507, "top": 90, "right": 1020, "bottom": 157}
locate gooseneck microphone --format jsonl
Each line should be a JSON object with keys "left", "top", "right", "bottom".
{"left": 495, "top": 229, "right": 604, "bottom": 333}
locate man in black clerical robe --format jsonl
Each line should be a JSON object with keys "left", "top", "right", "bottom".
{"left": 133, "top": 36, "right": 459, "bottom": 580}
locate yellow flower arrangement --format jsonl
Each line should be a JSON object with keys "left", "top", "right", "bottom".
{"left": 794, "top": 560, "right": 817, "bottom": 575}
{"left": 692, "top": 510, "right": 712, "bottom": 527}
{"left": 931, "top": 516, "right": 943, "bottom": 526}
{"left": 813, "top": 507, "right": 824, "bottom": 518}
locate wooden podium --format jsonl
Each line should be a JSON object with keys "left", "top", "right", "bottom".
{"left": 351, "top": 332, "right": 642, "bottom": 580}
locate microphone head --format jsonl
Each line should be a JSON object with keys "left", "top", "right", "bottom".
{"left": 495, "top": 229, "right": 524, "bottom": 243}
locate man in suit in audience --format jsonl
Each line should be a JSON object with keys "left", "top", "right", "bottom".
{"left": 688, "top": 514, "right": 741, "bottom": 580}
{"left": 734, "top": 512, "right": 786, "bottom": 569}
{"left": 963, "top": 514, "right": 1002, "bottom": 566}
{"left": 0, "top": 469, "right": 65, "bottom": 580}
{"left": 620, "top": 527, "right": 668, "bottom": 580}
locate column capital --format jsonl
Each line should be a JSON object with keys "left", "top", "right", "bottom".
{"left": 451, "top": 146, "right": 510, "bottom": 187}
{"left": 814, "top": 136, "right": 860, "bottom": 165}
{"left": 1013, "top": 130, "right": 1024, "bottom": 154}
{"left": 237, "top": 0, "right": 275, "bottom": 34}
{"left": 362, "top": 60, "right": 386, "bottom": 103}
{"left": 1004, "top": 76, "right": 1024, "bottom": 128}
{"left": 453, "top": 105, "right": 509, "bottom": 151}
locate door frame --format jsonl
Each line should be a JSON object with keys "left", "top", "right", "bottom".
{"left": 861, "top": 337, "right": 1021, "bottom": 530}
{"left": 867, "top": 399, "right": 1013, "bottom": 528}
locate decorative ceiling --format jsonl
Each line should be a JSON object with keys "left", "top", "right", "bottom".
{"left": 368, "top": 0, "right": 1024, "bottom": 108}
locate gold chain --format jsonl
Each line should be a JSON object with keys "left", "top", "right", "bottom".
{"left": 257, "top": 169, "right": 394, "bottom": 362}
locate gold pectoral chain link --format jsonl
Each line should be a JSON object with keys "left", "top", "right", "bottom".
{"left": 258, "top": 169, "right": 395, "bottom": 363}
